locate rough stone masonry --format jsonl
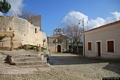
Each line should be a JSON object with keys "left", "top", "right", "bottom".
{"left": 0, "top": 16, "right": 47, "bottom": 50}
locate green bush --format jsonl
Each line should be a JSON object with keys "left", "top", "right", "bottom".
{"left": 23, "top": 44, "right": 37, "bottom": 50}
{"left": 41, "top": 47, "right": 47, "bottom": 52}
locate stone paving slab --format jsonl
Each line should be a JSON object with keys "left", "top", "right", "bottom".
{"left": 0, "top": 51, "right": 120, "bottom": 80}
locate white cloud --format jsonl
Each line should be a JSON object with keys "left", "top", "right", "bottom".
{"left": 8, "top": 0, "right": 24, "bottom": 16}
{"left": 61, "top": 11, "right": 88, "bottom": 28}
{"left": 61, "top": 11, "right": 120, "bottom": 30}
{"left": 88, "top": 17, "right": 106, "bottom": 29}
{"left": 0, "top": 12, "right": 3, "bottom": 16}
{"left": 111, "top": 12, "right": 120, "bottom": 21}
{"left": 0, "top": 0, "right": 24, "bottom": 16}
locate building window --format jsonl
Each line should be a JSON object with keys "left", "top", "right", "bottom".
{"left": 107, "top": 41, "right": 114, "bottom": 52}
{"left": 9, "top": 27, "right": 12, "bottom": 30}
{"left": 88, "top": 42, "right": 91, "bottom": 50}
{"left": 35, "top": 28, "right": 37, "bottom": 33}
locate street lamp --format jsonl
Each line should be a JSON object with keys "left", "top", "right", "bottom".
{"left": 78, "top": 18, "right": 84, "bottom": 31}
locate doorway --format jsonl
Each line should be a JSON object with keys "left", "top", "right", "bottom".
{"left": 97, "top": 42, "right": 101, "bottom": 57}
{"left": 57, "top": 45, "right": 61, "bottom": 52}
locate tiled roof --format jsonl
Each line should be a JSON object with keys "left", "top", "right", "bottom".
{"left": 83, "top": 20, "right": 120, "bottom": 33}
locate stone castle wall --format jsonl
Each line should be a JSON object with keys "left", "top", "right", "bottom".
{"left": 0, "top": 16, "right": 47, "bottom": 49}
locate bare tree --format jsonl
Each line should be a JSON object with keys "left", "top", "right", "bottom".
{"left": 19, "top": 10, "right": 41, "bottom": 31}
{"left": 62, "top": 24, "right": 83, "bottom": 53}
{"left": 19, "top": 10, "right": 36, "bottom": 22}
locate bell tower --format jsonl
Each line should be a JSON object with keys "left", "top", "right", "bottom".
{"left": 54, "top": 28, "right": 62, "bottom": 35}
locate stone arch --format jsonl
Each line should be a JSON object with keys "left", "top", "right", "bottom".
{"left": 57, "top": 45, "right": 61, "bottom": 52}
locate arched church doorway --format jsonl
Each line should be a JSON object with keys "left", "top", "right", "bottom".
{"left": 57, "top": 45, "right": 61, "bottom": 52}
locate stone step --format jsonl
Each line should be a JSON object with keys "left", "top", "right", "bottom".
{"left": 13, "top": 57, "right": 42, "bottom": 62}
{"left": 0, "top": 59, "right": 5, "bottom": 61}
{"left": 18, "top": 63, "right": 50, "bottom": 68}
{"left": 4, "top": 53, "right": 49, "bottom": 67}
{"left": 15, "top": 61, "right": 47, "bottom": 65}
{"left": 13, "top": 54, "right": 39, "bottom": 58}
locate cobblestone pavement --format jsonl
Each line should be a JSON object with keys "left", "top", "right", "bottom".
{"left": 0, "top": 50, "right": 120, "bottom": 80}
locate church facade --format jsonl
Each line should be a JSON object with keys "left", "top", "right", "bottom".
{"left": 47, "top": 28, "right": 68, "bottom": 53}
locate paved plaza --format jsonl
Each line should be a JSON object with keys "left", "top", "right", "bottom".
{"left": 0, "top": 50, "right": 120, "bottom": 80}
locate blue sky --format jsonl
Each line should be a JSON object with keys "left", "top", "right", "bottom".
{"left": 22, "top": 0, "right": 120, "bottom": 36}
{"left": 1, "top": 0, "right": 120, "bottom": 36}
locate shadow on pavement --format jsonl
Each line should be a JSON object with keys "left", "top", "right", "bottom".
{"left": 103, "top": 62, "right": 120, "bottom": 75}
{"left": 48, "top": 55, "right": 120, "bottom": 74}
{"left": 48, "top": 56, "right": 120, "bottom": 65}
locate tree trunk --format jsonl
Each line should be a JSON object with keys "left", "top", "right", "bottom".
{"left": 72, "top": 40, "right": 74, "bottom": 53}
{"left": 77, "top": 42, "right": 78, "bottom": 53}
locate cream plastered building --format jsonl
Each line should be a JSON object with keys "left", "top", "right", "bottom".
{"left": 0, "top": 16, "right": 47, "bottom": 50}
{"left": 83, "top": 20, "right": 120, "bottom": 58}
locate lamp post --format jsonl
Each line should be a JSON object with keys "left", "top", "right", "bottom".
{"left": 79, "top": 18, "right": 86, "bottom": 57}
{"left": 77, "top": 18, "right": 85, "bottom": 53}
{"left": 78, "top": 18, "right": 84, "bottom": 31}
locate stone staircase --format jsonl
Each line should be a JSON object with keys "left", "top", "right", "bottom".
{"left": 5, "top": 53, "right": 50, "bottom": 68}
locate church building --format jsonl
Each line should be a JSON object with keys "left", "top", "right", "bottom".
{"left": 47, "top": 28, "right": 68, "bottom": 53}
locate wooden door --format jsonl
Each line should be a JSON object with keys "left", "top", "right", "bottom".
{"left": 57, "top": 45, "right": 61, "bottom": 52}
{"left": 97, "top": 42, "right": 101, "bottom": 57}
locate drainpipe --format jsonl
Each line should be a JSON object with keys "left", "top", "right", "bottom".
{"left": 83, "top": 34, "right": 85, "bottom": 57}
{"left": 55, "top": 42, "right": 56, "bottom": 53}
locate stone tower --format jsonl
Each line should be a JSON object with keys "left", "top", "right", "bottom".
{"left": 28, "top": 15, "right": 41, "bottom": 31}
